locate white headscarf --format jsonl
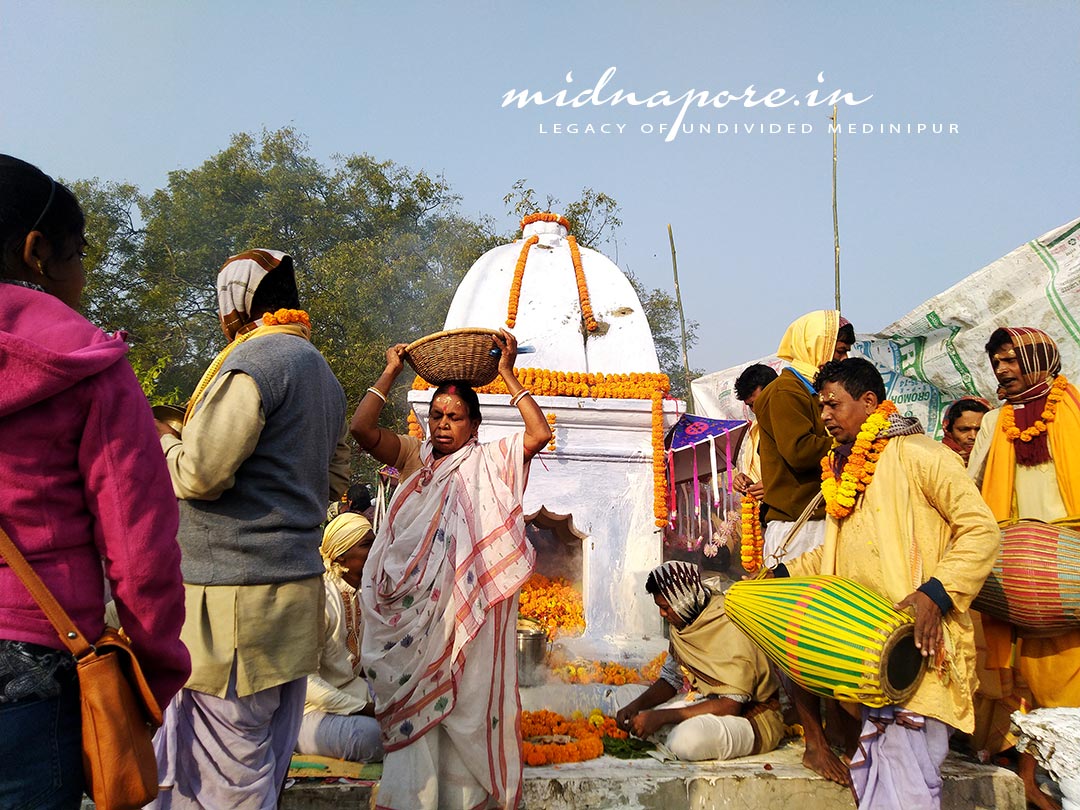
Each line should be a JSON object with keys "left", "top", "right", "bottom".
{"left": 216, "top": 249, "right": 293, "bottom": 340}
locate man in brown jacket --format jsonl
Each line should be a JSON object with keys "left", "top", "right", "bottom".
{"left": 754, "top": 310, "right": 853, "bottom": 565}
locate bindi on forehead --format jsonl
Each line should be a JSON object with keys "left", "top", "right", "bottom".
{"left": 432, "top": 394, "right": 467, "bottom": 413}
{"left": 991, "top": 343, "right": 1019, "bottom": 363}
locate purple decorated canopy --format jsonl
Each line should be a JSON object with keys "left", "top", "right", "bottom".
{"left": 664, "top": 414, "right": 748, "bottom": 486}
{"left": 666, "top": 414, "right": 748, "bottom": 452}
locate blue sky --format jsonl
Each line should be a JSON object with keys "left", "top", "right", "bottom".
{"left": 2, "top": 1, "right": 1077, "bottom": 373}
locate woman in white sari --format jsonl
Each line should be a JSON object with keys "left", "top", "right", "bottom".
{"left": 350, "top": 331, "right": 550, "bottom": 810}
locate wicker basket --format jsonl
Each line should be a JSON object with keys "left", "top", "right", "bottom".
{"left": 405, "top": 328, "right": 502, "bottom": 387}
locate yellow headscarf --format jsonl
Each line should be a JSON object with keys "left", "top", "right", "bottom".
{"left": 321, "top": 512, "right": 373, "bottom": 577}
{"left": 776, "top": 310, "right": 842, "bottom": 379}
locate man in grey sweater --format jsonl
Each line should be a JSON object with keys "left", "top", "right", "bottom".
{"left": 153, "top": 249, "right": 350, "bottom": 810}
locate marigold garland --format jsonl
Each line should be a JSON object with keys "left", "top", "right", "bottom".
{"left": 521, "top": 211, "right": 571, "bottom": 231}
{"left": 820, "top": 401, "right": 898, "bottom": 520}
{"left": 651, "top": 390, "right": 668, "bottom": 527}
{"left": 413, "top": 371, "right": 671, "bottom": 529}
{"left": 565, "top": 235, "right": 599, "bottom": 333}
{"left": 739, "top": 495, "right": 764, "bottom": 572}
{"left": 413, "top": 368, "right": 668, "bottom": 400}
{"left": 519, "top": 573, "right": 585, "bottom": 639}
{"left": 407, "top": 410, "right": 424, "bottom": 440}
{"left": 521, "top": 709, "right": 623, "bottom": 766}
{"left": 1000, "top": 375, "right": 1068, "bottom": 442}
{"left": 545, "top": 413, "right": 557, "bottom": 452}
{"left": 506, "top": 235, "right": 539, "bottom": 328}
{"left": 261, "top": 308, "right": 311, "bottom": 329}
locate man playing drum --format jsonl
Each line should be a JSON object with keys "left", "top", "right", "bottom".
{"left": 753, "top": 310, "right": 855, "bottom": 784}
{"left": 968, "top": 327, "right": 1080, "bottom": 810}
{"left": 780, "top": 357, "right": 999, "bottom": 808}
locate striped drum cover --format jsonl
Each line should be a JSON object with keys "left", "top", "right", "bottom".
{"left": 972, "top": 520, "right": 1080, "bottom": 630}
{"left": 725, "top": 576, "right": 925, "bottom": 707}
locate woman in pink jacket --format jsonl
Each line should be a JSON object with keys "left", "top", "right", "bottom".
{"left": 0, "top": 155, "right": 190, "bottom": 809}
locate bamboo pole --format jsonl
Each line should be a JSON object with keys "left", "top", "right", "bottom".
{"left": 831, "top": 104, "right": 841, "bottom": 312}
{"left": 667, "top": 224, "right": 694, "bottom": 412}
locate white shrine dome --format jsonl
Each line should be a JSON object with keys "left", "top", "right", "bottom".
{"left": 443, "top": 216, "right": 660, "bottom": 374}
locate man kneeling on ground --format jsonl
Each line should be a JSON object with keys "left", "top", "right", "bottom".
{"left": 615, "top": 562, "right": 783, "bottom": 761}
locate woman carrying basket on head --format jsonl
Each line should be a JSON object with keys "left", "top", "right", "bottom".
{"left": 350, "top": 329, "right": 551, "bottom": 810}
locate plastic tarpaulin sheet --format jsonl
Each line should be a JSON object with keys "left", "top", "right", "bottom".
{"left": 692, "top": 216, "right": 1080, "bottom": 438}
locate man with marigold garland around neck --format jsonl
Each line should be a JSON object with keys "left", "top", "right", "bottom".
{"left": 778, "top": 357, "right": 999, "bottom": 809}
{"left": 967, "top": 326, "right": 1080, "bottom": 810}
{"left": 614, "top": 562, "right": 784, "bottom": 763}
{"left": 151, "top": 250, "right": 351, "bottom": 809}
{"left": 751, "top": 310, "right": 854, "bottom": 784}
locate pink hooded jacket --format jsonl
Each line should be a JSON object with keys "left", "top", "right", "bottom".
{"left": 0, "top": 285, "right": 189, "bottom": 707}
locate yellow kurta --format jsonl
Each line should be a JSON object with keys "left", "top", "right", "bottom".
{"left": 787, "top": 434, "right": 1000, "bottom": 732}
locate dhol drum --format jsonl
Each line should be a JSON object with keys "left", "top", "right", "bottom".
{"left": 725, "top": 576, "right": 926, "bottom": 707}
{"left": 973, "top": 519, "right": 1080, "bottom": 630}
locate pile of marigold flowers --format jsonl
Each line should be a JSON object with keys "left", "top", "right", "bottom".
{"left": 639, "top": 650, "right": 668, "bottom": 682}
{"left": 545, "top": 649, "right": 669, "bottom": 686}
{"left": 518, "top": 573, "right": 585, "bottom": 639}
{"left": 521, "top": 708, "right": 626, "bottom": 766}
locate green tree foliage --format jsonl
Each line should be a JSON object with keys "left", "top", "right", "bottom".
{"left": 76, "top": 129, "right": 499, "bottom": 425}
{"left": 73, "top": 131, "right": 700, "bottom": 485}
{"left": 502, "top": 179, "right": 622, "bottom": 249}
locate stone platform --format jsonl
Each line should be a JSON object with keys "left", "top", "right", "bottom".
{"left": 278, "top": 741, "right": 1024, "bottom": 810}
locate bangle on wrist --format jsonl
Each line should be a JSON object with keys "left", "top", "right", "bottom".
{"left": 509, "top": 389, "right": 531, "bottom": 407}
{"left": 367, "top": 386, "right": 387, "bottom": 403}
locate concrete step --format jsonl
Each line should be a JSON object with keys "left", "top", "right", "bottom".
{"left": 277, "top": 741, "right": 1024, "bottom": 810}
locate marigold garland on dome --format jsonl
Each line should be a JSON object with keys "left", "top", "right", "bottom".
{"left": 566, "top": 235, "right": 599, "bottom": 333}
{"left": 520, "top": 709, "right": 623, "bottom": 766}
{"left": 545, "top": 413, "right": 557, "bottom": 452}
{"left": 518, "top": 573, "right": 585, "bottom": 639}
{"left": 740, "top": 495, "right": 764, "bottom": 572}
{"left": 506, "top": 235, "right": 539, "bottom": 328}
{"left": 1000, "top": 375, "right": 1068, "bottom": 442}
{"left": 261, "top": 308, "right": 311, "bottom": 328}
{"left": 412, "top": 368, "right": 668, "bottom": 400}
{"left": 413, "top": 370, "right": 671, "bottom": 528}
{"left": 407, "top": 410, "right": 424, "bottom": 440}
{"left": 820, "top": 400, "right": 898, "bottom": 520}
{"left": 520, "top": 211, "right": 571, "bottom": 231}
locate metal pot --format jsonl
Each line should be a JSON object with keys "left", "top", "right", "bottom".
{"left": 516, "top": 628, "right": 547, "bottom": 687}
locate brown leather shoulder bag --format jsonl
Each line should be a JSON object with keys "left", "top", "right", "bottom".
{"left": 0, "top": 527, "right": 162, "bottom": 810}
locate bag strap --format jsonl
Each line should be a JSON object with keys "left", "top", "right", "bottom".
{"left": 0, "top": 526, "right": 94, "bottom": 658}
{"left": 758, "top": 491, "right": 824, "bottom": 576}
